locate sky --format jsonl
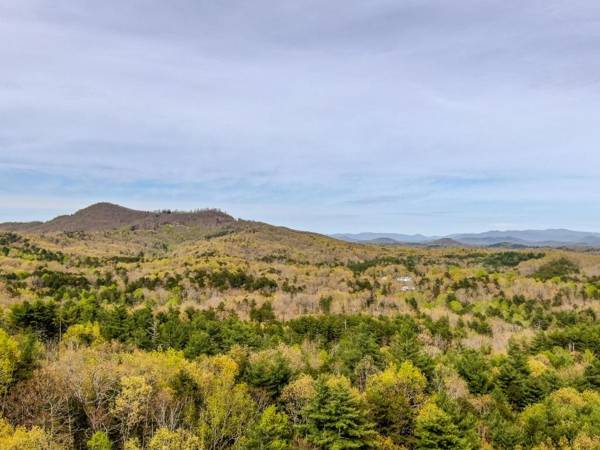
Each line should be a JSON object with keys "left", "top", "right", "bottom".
{"left": 1, "top": 0, "right": 600, "bottom": 235}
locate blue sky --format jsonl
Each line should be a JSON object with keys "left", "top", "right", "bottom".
{"left": 1, "top": 1, "right": 600, "bottom": 234}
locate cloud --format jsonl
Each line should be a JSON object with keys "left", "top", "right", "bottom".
{"left": 1, "top": 0, "right": 599, "bottom": 232}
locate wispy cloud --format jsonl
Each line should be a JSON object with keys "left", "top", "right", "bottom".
{"left": 1, "top": 1, "right": 600, "bottom": 233}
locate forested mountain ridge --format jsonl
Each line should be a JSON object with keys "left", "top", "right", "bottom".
{"left": 1, "top": 205, "right": 600, "bottom": 448}
{"left": 0, "top": 202, "right": 235, "bottom": 233}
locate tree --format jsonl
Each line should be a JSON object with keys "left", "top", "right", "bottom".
{"left": 386, "top": 331, "right": 434, "bottom": 382}
{"left": 414, "top": 401, "right": 466, "bottom": 450}
{"left": 487, "top": 410, "right": 524, "bottom": 450}
{"left": 8, "top": 300, "right": 59, "bottom": 339}
{"left": 455, "top": 349, "right": 493, "bottom": 395}
{"left": 244, "top": 406, "right": 291, "bottom": 450}
{"left": 244, "top": 351, "right": 293, "bottom": 399}
{"left": 169, "top": 369, "right": 203, "bottom": 427}
{"left": 146, "top": 428, "right": 200, "bottom": 450}
{"left": 435, "top": 393, "right": 479, "bottom": 450}
{"left": 112, "top": 376, "right": 152, "bottom": 441}
{"left": 495, "top": 342, "right": 535, "bottom": 409}
{"left": 584, "top": 358, "right": 600, "bottom": 389}
{"left": 300, "top": 376, "right": 376, "bottom": 449}
{"left": 0, "top": 417, "right": 56, "bottom": 450}
{"left": 195, "top": 356, "right": 257, "bottom": 450}
{"left": 331, "top": 331, "right": 382, "bottom": 382}
{"left": 63, "top": 322, "right": 104, "bottom": 348}
{"left": 365, "top": 362, "right": 426, "bottom": 446}
{"left": 533, "top": 257, "right": 579, "bottom": 281}
{"left": 250, "top": 302, "right": 276, "bottom": 323}
{"left": 12, "top": 333, "right": 42, "bottom": 382}
{"left": 280, "top": 375, "right": 316, "bottom": 425}
{"left": 519, "top": 388, "right": 600, "bottom": 447}
{"left": 184, "top": 330, "right": 212, "bottom": 358}
{"left": 87, "top": 431, "right": 112, "bottom": 450}
{"left": 0, "top": 329, "right": 20, "bottom": 394}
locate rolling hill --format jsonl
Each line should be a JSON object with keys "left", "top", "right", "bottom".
{"left": 2, "top": 202, "right": 600, "bottom": 449}
{"left": 0, "top": 202, "right": 235, "bottom": 233}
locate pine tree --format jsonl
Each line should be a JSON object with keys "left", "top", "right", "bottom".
{"left": 414, "top": 401, "right": 467, "bottom": 450}
{"left": 487, "top": 410, "right": 524, "bottom": 449}
{"left": 436, "top": 393, "right": 479, "bottom": 450}
{"left": 496, "top": 342, "right": 533, "bottom": 409}
{"left": 300, "top": 377, "right": 376, "bottom": 449}
{"left": 388, "top": 331, "right": 434, "bottom": 381}
{"left": 455, "top": 349, "right": 493, "bottom": 395}
{"left": 584, "top": 358, "right": 600, "bottom": 389}
{"left": 244, "top": 352, "right": 293, "bottom": 399}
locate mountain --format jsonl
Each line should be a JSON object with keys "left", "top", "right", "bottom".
{"left": 332, "top": 228, "right": 600, "bottom": 248}
{"left": 579, "top": 235, "right": 600, "bottom": 246}
{"left": 0, "top": 203, "right": 403, "bottom": 264}
{"left": 0, "top": 202, "right": 235, "bottom": 233}
{"left": 331, "top": 232, "right": 433, "bottom": 244}
{"left": 449, "top": 229, "right": 600, "bottom": 245}
{"left": 363, "top": 237, "right": 404, "bottom": 245}
{"left": 5, "top": 204, "right": 600, "bottom": 249}
{"left": 427, "top": 238, "right": 465, "bottom": 247}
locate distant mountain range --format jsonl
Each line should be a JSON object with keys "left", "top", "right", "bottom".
{"left": 332, "top": 229, "right": 600, "bottom": 248}
{"left": 331, "top": 232, "right": 435, "bottom": 244}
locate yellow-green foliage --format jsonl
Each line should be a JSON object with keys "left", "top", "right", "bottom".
{"left": 0, "top": 417, "right": 56, "bottom": 449}
{"left": 2, "top": 226, "right": 600, "bottom": 448}
{"left": 520, "top": 388, "right": 600, "bottom": 446}
{"left": 0, "top": 329, "right": 20, "bottom": 394}
{"left": 63, "top": 322, "right": 104, "bottom": 347}
{"left": 147, "top": 428, "right": 200, "bottom": 450}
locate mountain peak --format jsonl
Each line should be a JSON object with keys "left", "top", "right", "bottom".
{"left": 77, "top": 202, "right": 133, "bottom": 213}
{"left": 0, "top": 203, "right": 235, "bottom": 233}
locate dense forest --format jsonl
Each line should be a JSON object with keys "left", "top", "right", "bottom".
{"left": 1, "top": 223, "right": 600, "bottom": 449}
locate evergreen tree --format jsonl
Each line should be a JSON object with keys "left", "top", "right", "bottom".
{"left": 387, "top": 331, "right": 434, "bottom": 381}
{"left": 101, "top": 303, "right": 131, "bottom": 342}
{"left": 333, "top": 331, "right": 382, "bottom": 381}
{"left": 584, "top": 358, "right": 600, "bottom": 389}
{"left": 300, "top": 377, "right": 376, "bottom": 449}
{"left": 495, "top": 342, "right": 533, "bottom": 409}
{"left": 455, "top": 349, "right": 493, "bottom": 394}
{"left": 436, "top": 393, "right": 479, "bottom": 450}
{"left": 487, "top": 411, "right": 524, "bottom": 449}
{"left": 414, "top": 401, "right": 467, "bottom": 450}
{"left": 244, "top": 351, "right": 293, "bottom": 399}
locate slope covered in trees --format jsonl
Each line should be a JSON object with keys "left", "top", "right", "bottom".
{"left": 1, "top": 214, "right": 600, "bottom": 449}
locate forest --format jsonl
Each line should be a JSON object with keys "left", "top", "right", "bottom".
{"left": 1, "top": 224, "right": 600, "bottom": 449}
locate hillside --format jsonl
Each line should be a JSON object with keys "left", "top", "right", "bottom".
{"left": 3, "top": 202, "right": 600, "bottom": 324}
{"left": 0, "top": 202, "right": 235, "bottom": 233}
{"left": 1, "top": 204, "right": 600, "bottom": 448}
